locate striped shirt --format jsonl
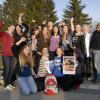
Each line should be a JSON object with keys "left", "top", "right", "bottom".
{"left": 37, "top": 58, "right": 49, "bottom": 77}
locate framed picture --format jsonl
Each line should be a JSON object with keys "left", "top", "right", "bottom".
{"left": 63, "top": 56, "right": 76, "bottom": 75}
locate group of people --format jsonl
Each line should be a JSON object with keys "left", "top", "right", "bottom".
{"left": 0, "top": 13, "right": 100, "bottom": 95}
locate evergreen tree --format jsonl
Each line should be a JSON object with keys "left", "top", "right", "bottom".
{"left": 63, "top": 0, "right": 92, "bottom": 25}
{"left": 1, "top": 0, "right": 57, "bottom": 26}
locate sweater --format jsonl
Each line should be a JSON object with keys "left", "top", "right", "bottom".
{"left": 0, "top": 32, "right": 14, "bottom": 56}
{"left": 90, "top": 30, "right": 100, "bottom": 50}
{"left": 20, "top": 65, "right": 32, "bottom": 77}
{"left": 49, "top": 35, "right": 60, "bottom": 52}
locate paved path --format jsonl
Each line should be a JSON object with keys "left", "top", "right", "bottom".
{"left": 0, "top": 71, "right": 100, "bottom": 100}
{"left": 0, "top": 81, "right": 100, "bottom": 100}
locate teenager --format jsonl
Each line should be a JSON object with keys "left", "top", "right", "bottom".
{"left": 13, "top": 44, "right": 37, "bottom": 95}
{"left": 32, "top": 47, "right": 49, "bottom": 91}
{"left": 49, "top": 25, "right": 61, "bottom": 60}
{"left": 0, "top": 25, "right": 16, "bottom": 90}
{"left": 61, "top": 25, "right": 72, "bottom": 56}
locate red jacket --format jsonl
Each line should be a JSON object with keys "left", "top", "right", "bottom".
{"left": 0, "top": 32, "right": 14, "bottom": 56}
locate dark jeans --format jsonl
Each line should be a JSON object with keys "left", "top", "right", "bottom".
{"left": 2, "top": 56, "right": 16, "bottom": 86}
{"left": 56, "top": 76, "right": 75, "bottom": 91}
{"left": 34, "top": 77, "right": 45, "bottom": 91}
{"left": 85, "top": 56, "right": 91, "bottom": 78}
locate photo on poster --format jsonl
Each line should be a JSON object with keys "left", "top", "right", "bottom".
{"left": 63, "top": 56, "right": 76, "bottom": 75}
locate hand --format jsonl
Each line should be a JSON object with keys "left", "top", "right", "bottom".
{"left": 19, "top": 13, "right": 24, "bottom": 17}
{"left": 70, "top": 17, "right": 74, "bottom": 23}
{"left": 66, "top": 40, "right": 69, "bottom": 44}
{"left": 42, "top": 20, "right": 46, "bottom": 24}
{"left": 32, "top": 19, "right": 35, "bottom": 23}
{"left": 20, "top": 37, "right": 26, "bottom": 42}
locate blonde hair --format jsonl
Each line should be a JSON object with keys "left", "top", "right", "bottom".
{"left": 82, "top": 24, "right": 91, "bottom": 28}
{"left": 19, "top": 45, "right": 34, "bottom": 68}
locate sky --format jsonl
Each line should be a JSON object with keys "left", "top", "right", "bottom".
{"left": 53, "top": 0, "right": 100, "bottom": 23}
{"left": 0, "top": 0, "right": 100, "bottom": 23}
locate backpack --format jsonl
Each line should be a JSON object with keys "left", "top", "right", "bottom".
{"left": 44, "top": 74, "right": 58, "bottom": 95}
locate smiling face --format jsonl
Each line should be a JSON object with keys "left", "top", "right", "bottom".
{"left": 42, "top": 27, "right": 48, "bottom": 36}
{"left": 32, "top": 34, "right": 36, "bottom": 40}
{"left": 48, "top": 21, "right": 54, "bottom": 30}
{"left": 53, "top": 26, "right": 59, "bottom": 33}
{"left": 56, "top": 47, "right": 64, "bottom": 57}
{"left": 82, "top": 25, "right": 90, "bottom": 33}
{"left": 23, "top": 46, "right": 30, "bottom": 56}
{"left": 8, "top": 25, "right": 15, "bottom": 34}
{"left": 16, "top": 25, "right": 22, "bottom": 35}
{"left": 42, "top": 47, "right": 48, "bottom": 56}
{"left": 75, "top": 24, "right": 82, "bottom": 33}
{"left": 63, "top": 25, "right": 68, "bottom": 34}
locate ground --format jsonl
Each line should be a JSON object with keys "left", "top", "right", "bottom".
{"left": 0, "top": 71, "right": 100, "bottom": 100}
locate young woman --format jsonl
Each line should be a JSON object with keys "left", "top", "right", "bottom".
{"left": 32, "top": 47, "right": 49, "bottom": 91}
{"left": 70, "top": 18, "right": 85, "bottom": 78}
{"left": 49, "top": 25, "right": 61, "bottom": 60}
{"left": 47, "top": 21, "right": 54, "bottom": 35}
{"left": 31, "top": 33, "right": 37, "bottom": 51}
{"left": 14, "top": 24, "right": 27, "bottom": 46}
{"left": 13, "top": 44, "right": 37, "bottom": 95}
{"left": 0, "top": 25, "right": 16, "bottom": 91}
{"left": 70, "top": 18, "right": 85, "bottom": 54}
{"left": 61, "top": 25, "right": 72, "bottom": 56}
{"left": 53, "top": 47, "right": 84, "bottom": 91}
{"left": 37, "top": 26, "right": 50, "bottom": 52}
{"left": 53, "top": 47, "right": 74, "bottom": 91}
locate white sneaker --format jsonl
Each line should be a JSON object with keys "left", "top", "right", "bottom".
{"left": 9, "top": 84, "right": 15, "bottom": 89}
{"left": 5, "top": 85, "right": 13, "bottom": 91}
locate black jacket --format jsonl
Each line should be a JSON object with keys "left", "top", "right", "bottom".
{"left": 90, "top": 30, "right": 100, "bottom": 50}
{"left": 72, "top": 34, "right": 85, "bottom": 54}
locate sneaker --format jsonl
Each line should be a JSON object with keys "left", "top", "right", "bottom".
{"left": 9, "top": 84, "right": 15, "bottom": 89}
{"left": 5, "top": 85, "right": 13, "bottom": 91}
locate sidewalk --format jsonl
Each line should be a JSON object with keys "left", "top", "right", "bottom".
{"left": 0, "top": 71, "right": 100, "bottom": 100}
{"left": 0, "top": 84, "right": 100, "bottom": 100}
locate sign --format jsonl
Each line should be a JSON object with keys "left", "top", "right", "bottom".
{"left": 63, "top": 56, "right": 76, "bottom": 75}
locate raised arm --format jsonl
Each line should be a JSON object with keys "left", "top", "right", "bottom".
{"left": 18, "top": 13, "right": 24, "bottom": 25}
{"left": 70, "top": 17, "right": 74, "bottom": 32}
{"left": 12, "top": 37, "right": 26, "bottom": 56}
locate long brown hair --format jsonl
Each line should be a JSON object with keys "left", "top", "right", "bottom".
{"left": 62, "top": 25, "right": 69, "bottom": 41}
{"left": 19, "top": 45, "right": 34, "bottom": 68}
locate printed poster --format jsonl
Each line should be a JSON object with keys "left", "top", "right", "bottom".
{"left": 63, "top": 56, "right": 76, "bottom": 75}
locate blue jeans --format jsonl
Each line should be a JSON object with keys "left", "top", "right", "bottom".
{"left": 92, "top": 50, "right": 100, "bottom": 80}
{"left": 17, "top": 76, "right": 37, "bottom": 95}
{"left": 2, "top": 56, "right": 16, "bottom": 86}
